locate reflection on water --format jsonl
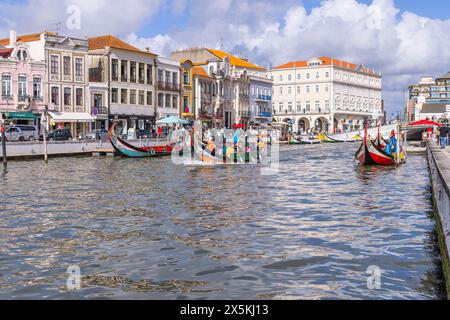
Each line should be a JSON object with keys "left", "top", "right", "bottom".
{"left": 0, "top": 144, "right": 445, "bottom": 299}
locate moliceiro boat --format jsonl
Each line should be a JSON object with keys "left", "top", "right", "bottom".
{"left": 316, "top": 132, "right": 361, "bottom": 143}
{"left": 288, "top": 135, "right": 322, "bottom": 145}
{"left": 354, "top": 126, "right": 406, "bottom": 166}
{"left": 108, "top": 123, "right": 175, "bottom": 158}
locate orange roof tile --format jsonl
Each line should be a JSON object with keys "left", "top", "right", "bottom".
{"left": 88, "top": 35, "right": 156, "bottom": 56}
{"left": 207, "top": 49, "right": 265, "bottom": 71}
{"left": 0, "top": 31, "right": 56, "bottom": 46}
{"left": 192, "top": 66, "right": 211, "bottom": 78}
{"left": 273, "top": 56, "right": 375, "bottom": 74}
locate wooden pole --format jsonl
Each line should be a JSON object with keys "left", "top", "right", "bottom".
{"left": 1, "top": 121, "right": 6, "bottom": 169}
{"left": 43, "top": 106, "right": 48, "bottom": 163}
{"left": 396, "top": 123, "right": 401, "bottom": 164}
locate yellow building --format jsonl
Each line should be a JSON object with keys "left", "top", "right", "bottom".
{"left": 180, "top": 60, "right": 194, "bottom": 119}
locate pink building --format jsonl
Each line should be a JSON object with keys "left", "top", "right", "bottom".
{"left": 0, "top": 32, "right": 46, "bottom": 126}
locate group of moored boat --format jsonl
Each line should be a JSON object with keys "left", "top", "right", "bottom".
{"left": 108, "top": 123, "right": 407, "bottom": 167}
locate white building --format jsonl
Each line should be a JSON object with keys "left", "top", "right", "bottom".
{"left": 270, "top": 57, "right": 382, "bottom": 134}
{"left": 88, "top": 35, "right": 157, "bottom": 134}
{"left": 156, "top": 57, "right": 180, "bottom": 119}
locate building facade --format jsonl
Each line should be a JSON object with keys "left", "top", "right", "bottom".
{"left": 171, "top": 47, "right": 272, "bottom": 128}
{"left": 249, "top": 75, "right": 273, "bottom": 125}
{"left": 406, "top": 73, "right": 450, "bottom": 123}
{"left": 156, "top": 57, "right": 180, "bottom": 119}
{"left": 0, "top": 33, "right": 46, "bottom": 127}
{"left": 88, "top": 35, "right": 157, "bottom": 134}
{"left": 192, "top": 66, "right": 216, "bottom": 128}
{"left": 270, "top": 57, "right": 382, "bottom": 134}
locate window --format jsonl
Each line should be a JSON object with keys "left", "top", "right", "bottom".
{"left": 288, "top": 74, "right": 292, "bottom": 81}
{"left": 63, "top": 56, "right": 71, "bottom": 76}
{"left": 279, "top": 75, "right": 283, "bottom": 82}
{"left": 50, "top": 55, "right": 59, "bottom": 75}
{"left": 297, "top": 74, "right": 301, "bottom": 80}
{"left": 111, "top": 88, "right": 118, "bottom": 103}
{"left": 121, "top": 60, "right": 128, "bottom": 81}
{"left": 33, "top": 77, "right": 42, "bottom": 99}
{"left": 64, "top": 88, "right": 71, "bottom": 105}
{"left": 112, "top": 59, "right": 119, "bottom": 81}
{"left": 172, "top": 95, "right": 178, "bottom": 109}
{"left": 51, "top": 87, "right": 59, "bottom": 105}
{"left": 138, "top": 90, "right": 145, "bottom": 105}
{"left": 316, "top": 72, "right": 319, "bottom": 79}
{"left": 1, "top": 75, "right": 12, "bottom": 97}
{"left": 18, "top": 76, "right": 27, "bottom": 97}
{"left": 315, "top": 101, "right": 320, "bottom": 111}
{"left": 75, "top": 88, "right": 83, "bottom": 106}
{"left": 121, "top": 89, "right": 127, "bottom": 104}
{"left": 306, "top": 101, "right": 310, "bottom": 112}
{"left": 325, "top": 85, "right": 329, "bottom": 92}
{"left": 146, "top": 64, "right": 152, "bottom": 84}
{"left": 183, "top": 96, "right": 189, "bottom": 113}
{"left": 147, "top": 91, "right": 152, "bottom": 106}
{"left": 306, "top": 86, "right": 310, "bottom": 93}
{"left": 17, "top": 50, "right": 27, "bottom": 61}
{"left": 158, "top": 93, "right": 164, "bottom": 107}
{"left": 306, "top": 73, "right": 310, "bottom": 79}
{"left": 297, "top": 101, "right": 301, "bottom": 112}
{"left": 279, "top": 87, "right": 283, "bottom": 95}
{"left": 325, "top": 72, "right": 329, "bottom": 78}
{"left": 130, "top": 89, "right": 136, "bottom": 104}
{"left": 130, "top": 62, "right": 136, "bottom": 82}
{"left": 165, "top": 94, "right": 171, "bottom": 108}
{"left": 288, "top": 87, "right": 292, "bottom": 95}
{"left": 315, "top": 85, "right": 319, "bottom": 93}
{"left": 139, "top": 63, "right": 145, "bottom": 83}
{"left": 172, "top": 72, "right": 178, "bottom": 87}
{"left": 75, "top": 58, "right": 83, "bottom": 77}
{"left": 288, "top": 102, "right": 293, "bottom": 112}
{"left": 183, "top": 72, "right": 189, "bottom": 85}
{"left": 297, "top": 86, "right": 300, "bottom": 94}
{"left": 279, "top": 102, "right": 283, "bottom": 112}
{"left": 94, "top": 94, "right": 102, "bottom": 109}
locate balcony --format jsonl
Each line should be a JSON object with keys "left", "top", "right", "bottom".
{"left": 18, "top": 95, "right": 30, "bottom": 103}
{"left": 238, "top": 110, "right": 251, "bottom": 117}
{"left": 32, "top": 96, "right": 44, "bottom": 102}
{"left": 92, "top": 106, "right": 108, "bottom": 115}
{"left": 257, "top": 112, "right": 272, "bottom": 118}
{"left": 256, "top": 95, "right": 272, "bottom": 101}
{"left": 1, "top": 94, "right": 13, "bottom": 101}
{"left": 157, "top": 81, "right": 180, "bottom": 92}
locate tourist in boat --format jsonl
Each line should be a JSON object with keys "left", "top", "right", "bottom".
{"left": 206, "top": 137, "right": 216, "bottom": 157}
{"left": 384, "top": 130, "right": 398, "bottom": 155}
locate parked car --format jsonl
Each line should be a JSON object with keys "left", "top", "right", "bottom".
{"left": 39, "top": 128, "right": 73, "bottom": 141}
{"left": 85, "top": 129, "right": 108, "bottom": 140}
{"left": 136, "top": 129, "right": 152, "bottom": 139}
{"left": 0, "top": 125, "right": 39, "bottom": 142}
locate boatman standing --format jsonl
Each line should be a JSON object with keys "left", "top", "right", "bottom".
{"left": 384, "top": 130, "right": 398, "bottom": 156}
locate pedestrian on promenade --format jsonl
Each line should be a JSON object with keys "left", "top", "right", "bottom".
{"left": 440, "top": 126, "right": 447, "bottom": 149}
{"left": 437, "top": 127, "right": 441, "bottom": 145}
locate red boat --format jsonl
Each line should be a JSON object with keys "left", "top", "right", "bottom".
{"left": 355, "top": 127, "right": 406, "bottom": 166}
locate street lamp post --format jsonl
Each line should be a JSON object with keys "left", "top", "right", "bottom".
{"left": 1, "top": 114, "right": 6, "bottom": 169}
{"left": 42, "top": 105, "right": 49, "bottom": 163}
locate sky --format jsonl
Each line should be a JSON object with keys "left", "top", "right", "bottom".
{"left": 1, "top": 0, "right": 450, "bottom": 116}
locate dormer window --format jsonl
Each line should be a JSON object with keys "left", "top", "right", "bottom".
{"left": 17, "top": 49, "right": 27, "bottom": 61}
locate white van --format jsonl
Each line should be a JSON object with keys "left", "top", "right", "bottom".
{"left": 2, "top": 125, "right": 39, "bottom": 142}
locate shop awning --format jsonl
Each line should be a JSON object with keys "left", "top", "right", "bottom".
{"left": 3, "top": 112, "right": 37, "bottom": 120}
{"left": 49, "top": 112, "right": 95, "bottom": 123}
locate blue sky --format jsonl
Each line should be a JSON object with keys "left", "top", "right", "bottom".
{"left": 1, "top": 0, "right": 450, "bottom": 113}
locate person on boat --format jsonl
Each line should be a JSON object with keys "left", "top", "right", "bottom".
{"left": 384, "top": 130, "right": 398, "bottom": 155}
{"left": 206, "top": 137, "right": 216, "bottom": 156}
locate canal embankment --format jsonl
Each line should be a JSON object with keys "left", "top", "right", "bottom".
{"left": 428, "top": 143, "right": 450, "bottom": 297}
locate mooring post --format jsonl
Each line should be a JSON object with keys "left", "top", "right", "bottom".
{"left": 1, "top": 118, "right": 6, "bottom": 169}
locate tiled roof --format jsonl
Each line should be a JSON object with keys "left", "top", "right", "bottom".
{"left": 437, "top": 71, "right": 450, "bottom": 80}
{"left": 0, "top": 31, "right": 56, "bottom": 46}
{"left": 207, "top": 49, "right": 265, "bottom": 71}
{"left": 88, "top": 35, "right": 156, "bottom": 56}
{"left": 273, "top": 56, "right": 376, "bottom": 74}
{"left": 0, "top": 48, "right": 13, "bottom": 58}
{"left": 192, "top": 66, "right": 210, "bottom": 78}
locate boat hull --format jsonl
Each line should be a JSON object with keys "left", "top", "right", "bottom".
{"left": 288, "top": 136, "right": 322, "bottom": 145}
{"left": 355, "top": 138, "right": 405, "bottom": 166}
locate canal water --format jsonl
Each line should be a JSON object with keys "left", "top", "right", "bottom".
{"left": 0, "top": 144, "right": 445, "bottom": 299}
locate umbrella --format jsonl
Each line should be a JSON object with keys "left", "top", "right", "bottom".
{"left": 408, "top": 119, "right": 443, "bottom": 127}
{"left": 156, "top": 116, "right": 190, "bottom": 125}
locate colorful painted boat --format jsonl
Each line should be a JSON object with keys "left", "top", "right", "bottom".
{"left": 288, "top": 135, "right": 322, "bottom": 145}
{"left": 108, "top": 124, "right": 174, "bottom": 158}
{"left": 354, "top": 128, "right": 406, "bottom": 166}
{"left": 316, "top": 133, "right": 342, "bottom": 143}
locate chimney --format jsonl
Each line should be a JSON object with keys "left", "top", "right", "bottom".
{"left": 145, "top": 47, "right": 150, "bottom": 52}
{"left": 9, "top": 30, "right": 17, "bottom": 46}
